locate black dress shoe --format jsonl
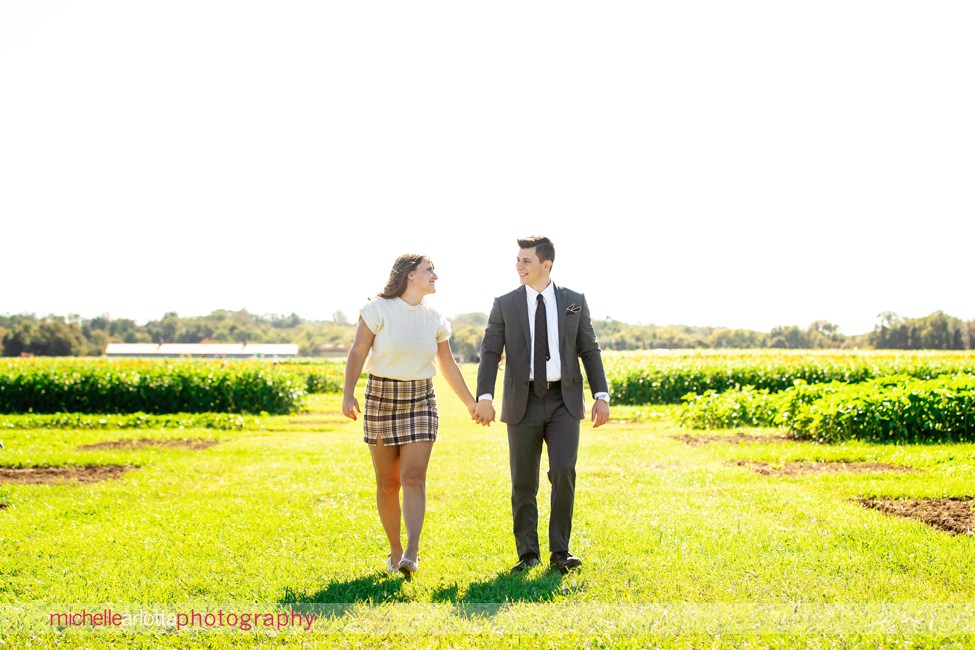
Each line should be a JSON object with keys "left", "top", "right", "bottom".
{"left": 550, "top": 551, "right": 582, "bottom": 572}
{"left": 510, "top": 554, "right": 541, "bottom": 573}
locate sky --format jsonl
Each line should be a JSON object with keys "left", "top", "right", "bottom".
{"left": 1, "top": 1, "right": 973, "bottom": 336}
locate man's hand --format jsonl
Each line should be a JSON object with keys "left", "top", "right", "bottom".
{"left": 591, "top": 399, "right": 610, "bottom": 428}
{"left": 473, "top": 399, "right": 496, "bottom": 426}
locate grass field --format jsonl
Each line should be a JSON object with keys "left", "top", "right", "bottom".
{"left": 2, "top": 364, "right": 974, "bottom": 648}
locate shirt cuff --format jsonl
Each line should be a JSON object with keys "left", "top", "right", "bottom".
{"left": 594, "top": 392, "right": 610, "bottom": 403}
{"left": 478, "top": 394, "right": 494, "bottom": 402}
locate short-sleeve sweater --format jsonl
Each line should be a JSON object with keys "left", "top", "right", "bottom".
{"left": 359, "top": 297, "right": 451, "bottom": 380}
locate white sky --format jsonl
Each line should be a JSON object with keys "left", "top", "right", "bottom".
{"left": 1, "top": 1, "right": 972, "bottom": 335}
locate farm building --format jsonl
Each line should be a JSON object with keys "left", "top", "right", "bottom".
{"left": 104, "top": 343, "right": 299, "bottom": 359}
{"left": 316, "top": 343, "right": 350, "bottom": 358}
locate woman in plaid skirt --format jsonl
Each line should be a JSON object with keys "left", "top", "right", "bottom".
{"left": 342, "top": 254, "right": 479, "bottom": 577}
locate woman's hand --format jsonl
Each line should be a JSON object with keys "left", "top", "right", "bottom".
{"left": 467, "top": 400, "right": 477, "bottom": 418}
{"left": 473, "top": 400, "right": 495, "bottom": 425}
{"left": 342, "top": 395, "right": 361, "bottom": 421}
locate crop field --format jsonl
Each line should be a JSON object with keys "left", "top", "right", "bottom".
{"left": 1, "top": 353, "right": 974, "bottom": 648}
{"left": 605, "top": 349, "right": 975, "bottom": 405}
{"left": 0, "top": 358, "right": 345, "bottom": 414}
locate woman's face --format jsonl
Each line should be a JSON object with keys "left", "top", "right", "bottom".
{"left": 409, "top": 259, "right": 438, "bottom": 294}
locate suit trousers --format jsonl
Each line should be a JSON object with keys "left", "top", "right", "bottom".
{"left": 506, "top": 383, "right": 580, "bottom": 560}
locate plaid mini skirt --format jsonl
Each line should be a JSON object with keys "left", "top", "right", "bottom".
{"left": 363, "top": 375, "right": 438, "bottom": 446}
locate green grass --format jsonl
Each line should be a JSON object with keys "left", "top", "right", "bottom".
{"left": 2, "top": 365, "right": 974, "bottom": 648}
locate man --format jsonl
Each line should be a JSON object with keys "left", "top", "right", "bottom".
{"left": 474, "top": 236, "right": 610, "bottom": 573}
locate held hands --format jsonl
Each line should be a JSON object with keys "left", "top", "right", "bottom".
{"left": 591, "top": 399, "right": 610, "bottom": 428}
{"left": 473, "top": 399, "right": 496, "bottom": 426}
{"left": 342, "top": 395, "right": 361, "bottom": 421}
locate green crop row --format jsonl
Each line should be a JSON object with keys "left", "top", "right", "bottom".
{"left": 0, "top": 412, "right": 259, "bottom": 430}
{"left": 605, "top": 350, "right": 975, "bottom": 405}
{"left": 0, "top": 359, "right": 305, "bottom": 415}
{"left": 680, "top": 374, "right": 975, "bottom": 443}
{"left": 275, "top": 361, "right": 345, "bottom": 394}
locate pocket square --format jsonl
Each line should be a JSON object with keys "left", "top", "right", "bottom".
{"left": 566, "top": 304, "right": 582, "bottom": 314}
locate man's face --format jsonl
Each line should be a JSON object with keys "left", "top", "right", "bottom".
{"left": 516, "top": 247, "right": 550, "bottom": 287}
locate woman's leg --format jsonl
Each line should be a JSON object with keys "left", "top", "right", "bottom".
{"left": 399, "top": 441, "right": 434, "bottom": 563}
{"left": 369, "top": 436, "right": 403, "bottom": 564}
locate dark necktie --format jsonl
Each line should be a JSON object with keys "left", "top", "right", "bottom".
{"left": 534, "top": 293, "right": 549, "bottom": 398}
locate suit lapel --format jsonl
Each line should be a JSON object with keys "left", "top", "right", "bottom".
{"left": 513, "top": 285, "right": 531, "bottom": 354}
{"left": 555, "top": 284, "right": 567, "bottom": 347}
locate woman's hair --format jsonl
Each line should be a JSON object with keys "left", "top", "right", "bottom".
{"left": 378, "top": 253, "right": 428, "bottom": 298}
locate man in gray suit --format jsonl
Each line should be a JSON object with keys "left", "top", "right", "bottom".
{"left": 474, "top": 236, "right": 610, "bottom": 573}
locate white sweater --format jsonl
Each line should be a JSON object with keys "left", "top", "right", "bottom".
{"left": 360, "top": 297, "right": 451, "bottom": 380}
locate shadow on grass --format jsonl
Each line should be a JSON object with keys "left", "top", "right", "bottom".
{"left": 278, "top": 565, "right": 568, "bottom": 613}
{"left": 431, "top": 566, "right": 566, "bottom": 611}
{"left": 279, "top": 571, "right": 409, "bottom": 614}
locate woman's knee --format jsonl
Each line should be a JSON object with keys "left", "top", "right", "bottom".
{"left": 376, "top": 475, "right": 401, "bottom": 495}
{"left": 401, "top": 467, "right": 427, "bottom": 490}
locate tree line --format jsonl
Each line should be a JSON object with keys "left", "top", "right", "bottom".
{"left": 2, "top": 309, "right": 973, "bottom": 359}
{"left": 0, "top": 310, "right": 352, "bottom": 358}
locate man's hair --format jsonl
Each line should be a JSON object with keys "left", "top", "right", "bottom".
{"left": 517, "top": 236, "right": 555, "bottom": 264}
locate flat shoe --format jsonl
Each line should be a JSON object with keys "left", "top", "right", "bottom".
{"left": 386, "top": 555, "right": 399, "bottom": 574}
{"left": 398, "top": 557, "right": 418, "bottom": 577}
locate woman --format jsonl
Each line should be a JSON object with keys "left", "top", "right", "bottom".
{"left": 342, "top": 254, "right": 477, "bottom": 577}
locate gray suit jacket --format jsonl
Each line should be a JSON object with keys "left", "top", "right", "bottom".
{"left": 477, "top": 284, "right": 609, "bottom": 425}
